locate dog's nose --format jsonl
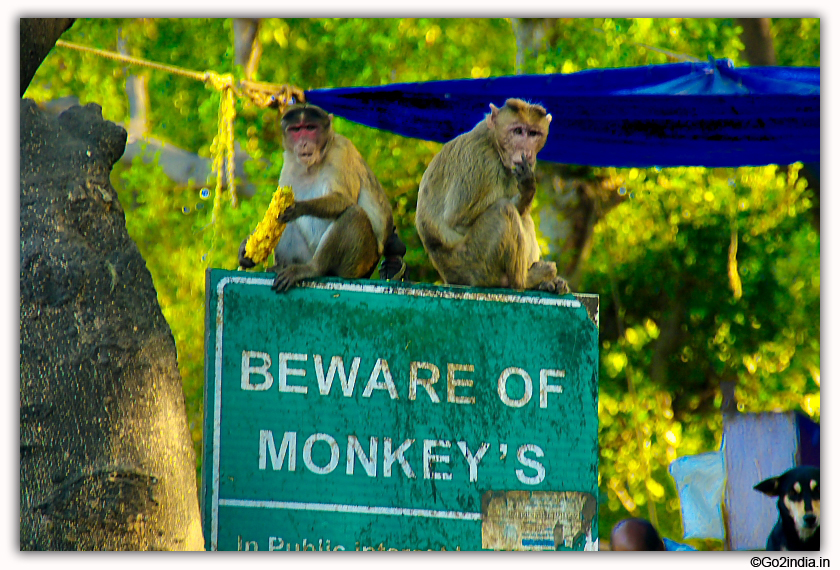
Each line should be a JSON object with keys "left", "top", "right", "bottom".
{"left": 803, "top": 514, "right": 817, "bottom": 528}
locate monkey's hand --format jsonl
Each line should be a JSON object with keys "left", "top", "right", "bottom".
{"left": 278, "top": 202, "right": 300, "bottom": 224}
{"left": 513, "top": 156, "right": 536, "bottom": 189}
{"left": 513, "top": 156, "right": 536, "bottom": 215}
{"left": 537, "top": 276, "right": 571, "bottom": 295}
{"left": 271, "top": 265, "right": 304, "bottom": 293}
{"left": 238, "top": 236, "right": 257, "bottom": 269}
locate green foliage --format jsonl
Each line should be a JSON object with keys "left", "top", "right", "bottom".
{"left": 586, "top": 165, "right": 819, "bottom": 544}
{"left": 26, "top": 18, "right": 819, "bottom": 549}
{"left": 772, "top": 18, "right": 820, "bottom": 66}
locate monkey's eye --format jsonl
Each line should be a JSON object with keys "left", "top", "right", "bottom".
{"left": 288, "top": 124, "right": 318, "bottom": 135}
{"left": 529, "top": 130, "right": 541, "bottom": 137}
{"left": 513, "top": 127, "right": 524, "bottom": 136}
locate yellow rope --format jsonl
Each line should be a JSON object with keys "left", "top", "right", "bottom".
{"left": 56, "top": 39, "right": 304, "bottom": 108}
{"left": 55, "top": 40, "right": 306, "bottom": 226}
{"left": 205, "top": 71, "right": 238, "bottom": 212}
{"left": 56, "top": 39, "right": 209, "bottom": 81}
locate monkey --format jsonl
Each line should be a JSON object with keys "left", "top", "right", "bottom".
{"left": 414, "top": 98, "right": 569, "bottom": 294}
{"left": 239, "top": 103, "right": 408, "bottom": 291}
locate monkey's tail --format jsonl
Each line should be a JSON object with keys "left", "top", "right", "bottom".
{"left": 383, "top": 228, "right": 407, "bottom": 257}
{"left": 380, "top": 228, "right": 409, "bottom": 282}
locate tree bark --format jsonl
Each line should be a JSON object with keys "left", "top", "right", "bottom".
{"left": 536, "top": 166, "right": 626, "bottom": 290}
{"left": 510, "top": 18, "right": 557, "bottom": 74}
{"left": 233, "top": 18, "right": 262, "bottom": 80}
{"left": 20, "top": 99, "right": 204, "bottom": 550}
{"left": 20, "top": 18, "right": 75, "bottom": 96}
{"left": 735, "top": 18, "right": 776, "bottom": 66}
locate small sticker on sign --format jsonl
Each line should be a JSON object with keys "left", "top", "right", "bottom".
{"left": 481, "top": 490, "right": 598, "bottom": 551}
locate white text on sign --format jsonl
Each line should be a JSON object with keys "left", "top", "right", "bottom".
{"left": 257, "top": 430, "right": 546, "bottom": 485}
{"left": 241, "top": 351, "right": 565, "bottom": 409}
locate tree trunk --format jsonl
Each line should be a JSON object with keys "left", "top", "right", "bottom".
{"left": 735, "top": 18, "right": 776, "bottom": 66}
{"left": 510, "top": 18, "right": 557, "bottom": 74}
{"left": 233, "top": 18, "right": 262, "bottom": 80}
{"left": 20, "top": 18, "right": 75, "bottom": 96}
{"left": 20, "top": 99, "right": 203, "bottom": 550}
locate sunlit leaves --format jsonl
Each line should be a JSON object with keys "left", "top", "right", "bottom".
{"left": 772, "top": 18, "right": 820, "bottom": 66}
{"left": 590, "top": 160, "right": 818, "bottom": 542}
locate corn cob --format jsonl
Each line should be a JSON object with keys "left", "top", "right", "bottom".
{"left": 244, "top": 185, "right": 295, "bottom": 265}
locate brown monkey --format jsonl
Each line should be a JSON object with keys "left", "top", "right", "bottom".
{"left": 415, "top": 98, "right": 569, "bottom": 294}
{"left": 239, "top": 104, "right": 407, "bottom": 291}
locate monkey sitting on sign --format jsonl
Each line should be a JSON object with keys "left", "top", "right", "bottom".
{"left": 415, "top": 98, "right": 568, "bottom": 294}
{"left": 239, "top": 103, "right": 408, "bottom": 291}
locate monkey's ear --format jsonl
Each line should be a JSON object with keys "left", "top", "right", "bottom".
{"left": 328, "top": 113, "right": 334, "bottom": 124}
{"left": 545, "top": 113, "right": 552, "bottom": 124}
{"left": 487, "top": 103, "right": 500, "bottom": 128}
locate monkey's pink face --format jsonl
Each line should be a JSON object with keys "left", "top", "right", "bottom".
{"left": 502, "top": 122, "right": 548, "bottom": 169}
{"left": 286, "top": 121, "right": 326, "bottom": 168}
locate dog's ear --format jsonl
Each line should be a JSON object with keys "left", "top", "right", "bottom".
{"left": 754, "top": 476, "right": 782, "bottom": 497}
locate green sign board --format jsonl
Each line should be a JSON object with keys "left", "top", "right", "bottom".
{"left": 202, "top": 269, "right": 599, "bottom": 551}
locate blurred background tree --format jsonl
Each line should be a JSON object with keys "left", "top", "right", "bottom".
{"left": 25, "top": 17, "right": 820, "bottom": 548}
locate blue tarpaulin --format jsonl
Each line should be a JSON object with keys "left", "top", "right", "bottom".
{"left": 304, "top": 58, "right": 819, "bottom": 168}
{"left": 669, "top": 451, "right": 727, "bottom": 540}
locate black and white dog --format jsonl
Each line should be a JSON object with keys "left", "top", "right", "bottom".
{"left": 754, "top": 466, "right": 820, "bottom": 551}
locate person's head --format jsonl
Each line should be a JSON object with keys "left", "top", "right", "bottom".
{"left": 610, "top": 518, "right": 666, "bottom": 551}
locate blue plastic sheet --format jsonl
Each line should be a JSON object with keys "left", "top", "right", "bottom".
{"left": 304, "top": 58, "right": 819, "bottom": 168}
{"left": 669, "top": 451, "right": 726, "bottom": 540}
